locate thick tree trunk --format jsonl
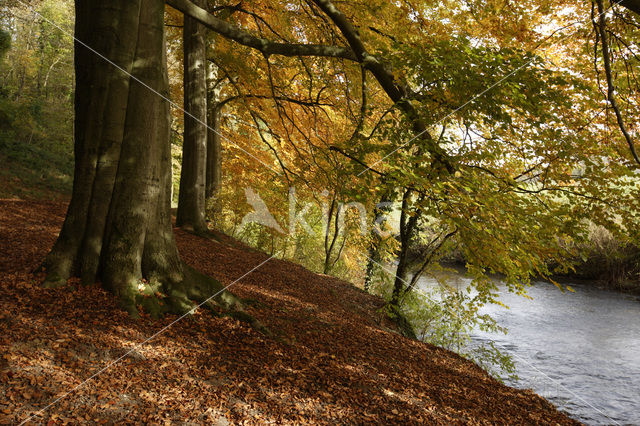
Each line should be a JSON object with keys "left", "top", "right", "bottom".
{"left": 177, "top": 0, "right": 209, "bottom": 233}
{"left": 43, "top": 0, "right": 242, "bottom": 317}
{"left": 206, "top": 61, "right": 222, "bottom": 218}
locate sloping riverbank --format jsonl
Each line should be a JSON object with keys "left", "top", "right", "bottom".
{"left": 0, "top": 200, "right": 579, "bottom": 424}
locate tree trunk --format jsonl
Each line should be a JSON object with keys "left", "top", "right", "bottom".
{"left": 391, "top": 242, "right": 410, "bottom": 307}
{"left": 390, "top": 188, "right": 414, "bottom": 308}
{"left": 363, "top": 191, "right": 392, "bottom": 292}
{"left": 43, "top": 0, "right": 242, "bottom": 317}
{"left": 206, "top": 61, "right": 222, "bottom": 218}
{"left": 176, "top": 0, "right": 208, "bottom": 233}
{"left": 323, "top": 196, "right": 340, "bottom": 275}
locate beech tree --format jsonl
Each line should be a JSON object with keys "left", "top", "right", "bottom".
{"left": 176, "top": 0, "right": 209, "bottom": 233}
{"left": 43, "top": 0, "right": 245, "bottom": 317}
{"left": 205, "top": 61, "right": 223, "bottom": 215}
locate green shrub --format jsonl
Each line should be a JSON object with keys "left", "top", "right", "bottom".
{"left": 371, "top": 271, "right": 518, "bottom": 383}
{"left": 572, "top": 225, "right": 640, "bottom": 290}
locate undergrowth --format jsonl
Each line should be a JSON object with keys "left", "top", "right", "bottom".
{"left": 370, "top": 268, "right": 518, "bottom": 383}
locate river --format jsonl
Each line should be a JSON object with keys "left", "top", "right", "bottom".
{"left": 416, "top": 274, "right": 640, "bottom": 425}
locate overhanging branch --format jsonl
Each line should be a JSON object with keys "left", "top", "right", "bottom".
{"left": 165, "top": 0, "right": 357, "bottom": 60}
{"left": 620, "top": 0, "right": 640, "bottom": 15}
{"left": 166, "top": 0, "right": 454, "bottom": 172}
{"left": 596, "top": 0, "right": 640, "bottom": 165}
{"left": 309, "top": 0, "right": 454, "bottom": 173}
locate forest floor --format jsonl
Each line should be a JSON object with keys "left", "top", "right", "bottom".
{"left": 0, "top": 199, "right": 580, "bottom": 425}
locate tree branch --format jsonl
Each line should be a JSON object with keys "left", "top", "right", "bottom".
{"left": 401, "top": 228, "right": 458, "bottom": 300}
{"left": 328, "top": 146, "right": 386, "bottom": 176}
{"left": 595, "top": 0, "right": 640, "bottom": 165}
{"left": 309, "top": 0, "right": 454, "bottom": 173}
{"left": 620, "top": 0, "right": 640, "bottom": 15}
{"left": 216, "top": 93, "right": 332, "bottom": 110}
{"left": 165, "top": 0, "right": 357, "bottom": 60}
{"left": 167, "top": 0, "right": 454, "bottom": 173}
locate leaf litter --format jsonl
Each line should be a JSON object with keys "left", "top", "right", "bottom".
{"left": 0, "top": 200, "right": 580, "bottom": 425}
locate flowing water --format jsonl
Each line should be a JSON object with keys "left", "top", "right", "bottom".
{"left": 417, "top": 274, "right": 640, "bottom": 425}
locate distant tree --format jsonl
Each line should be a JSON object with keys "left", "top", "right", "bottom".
{"left": 0, "top": 29, "right": 9, "bottom": 59}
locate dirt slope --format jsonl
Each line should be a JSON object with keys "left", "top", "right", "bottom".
{"left": 0, "top": 200, "right": 580, "bottom": 425}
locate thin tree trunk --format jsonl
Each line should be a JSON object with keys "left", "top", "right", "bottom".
{"left": 391, "top": 243, "right": 410, "bottom": 307}
{"left": 364, "top": 191, "right": 392, "bottom": 292}
{"left": 206, "top": 61, "right": 222, "bottom": 217}
{"left": 391, "top": 188, "right": 414, "bottom": 308}
{"left": 388, "top": 189, "right": 418, "bottom": 339}
{"left": 177, "top": 0, "right": 208, "bottom": 233}
{"left": 323, "top": 197, "right": 342, "bottom": 274}
{"left": 44, "top": 0, "right": 244, "bottom": 318}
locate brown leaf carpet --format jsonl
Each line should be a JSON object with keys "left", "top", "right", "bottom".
{"left": 0, "top": 200, "right": 581, "bottom": 425}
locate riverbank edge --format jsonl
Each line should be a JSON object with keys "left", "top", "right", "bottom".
{"left": 433, "top": 259, "right": 640, "bottom": 298}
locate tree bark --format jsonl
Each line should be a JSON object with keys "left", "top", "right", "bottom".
{"left": 206, "top": 61, "right": 222, "bottom": 218}
{"left": 620, "top": 0, "right": 640, "bottom": 15}
{"left": 363, "top": 191, "right": 392, "bottom": 292}
{"left": 177, "top": 0, "right": 209, "bottom": 233}
{"left": 44, "top": 0, "right": 243, "bottom": 317}
{"left": 390, "top": 188, "right": 416, "bottom": 308}
{"left": 323, "top": 196, "right": 342, "bottom": 275}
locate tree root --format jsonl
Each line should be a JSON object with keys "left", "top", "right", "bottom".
{"left": 39, "top": 258, "right": 270, "bottom": 336}
{"left": 178, "top": 224, "right": 222, "bottom": 243}
{"left": 386, "top": 304, "right": 417, "bottom": 340}
{"left": 183, "top": 265, "right": 271, "bottom": 336}
{"left": 42, "top": 276, "right": 70, "bottom": 289}
{"left": 132, "top": 263, "right": 271, "bottom": 335}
